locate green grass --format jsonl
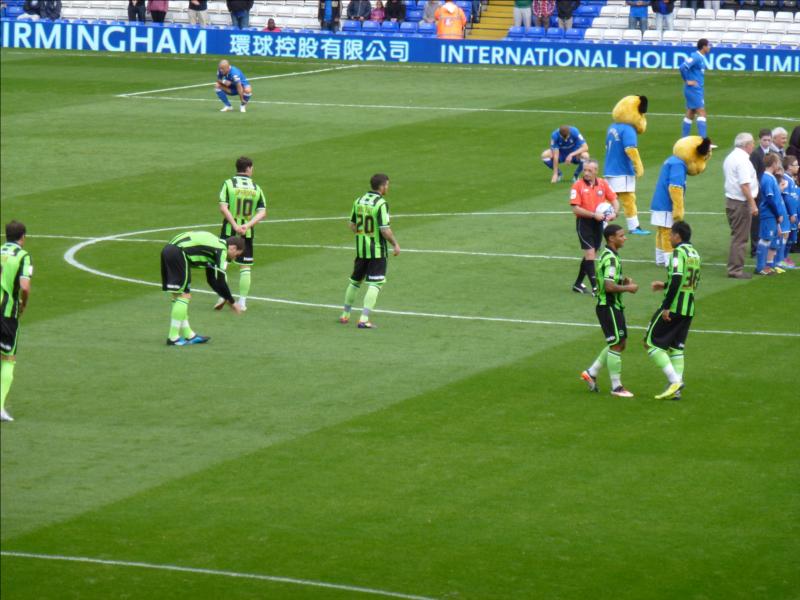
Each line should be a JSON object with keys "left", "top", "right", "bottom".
{"left": 1, "top": 49, "right": 799, "bottom": 599}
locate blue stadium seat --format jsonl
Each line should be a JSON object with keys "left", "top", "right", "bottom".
{"left": 565, "top": 28, "right": 584, "bottom": 39}
{"left": 417, "top": 21, "right": 436, "bottom": 35}
{"left": 407, "top": 8, "right": 423, "bottom": 20}
{"left": 400, "top": 21, "right": 418, "bottom": 32}
{"left": 6, "top": 6, "right": 24, "bottom": 18}
{"left": 524, "top": 26, "right": 546, "bottom": 38}
{"left": 549, "top": 15, "right": 558, "bottom": 27}
{"left": 507, "top": 26, "right": 525, "bottom": 38}
{"left": 575, "top": 4, "right": 601, "bottom": 17}
{"left": 361, "top": 20, "right": 380, "bottom": 32}
{"left": 457, "top": 1, "right": 471, "bottom": 17}
{"left": 381, "top": 20, "right": 399, "bottom": 31}
{"left": 573, "top": 16, "right": 592, "bottom": 28}
{"left": 342, "top": 19, "right": 361, "bottom": 32}
{"left": 546, "top": 27, "right": 564, "bottom": 38}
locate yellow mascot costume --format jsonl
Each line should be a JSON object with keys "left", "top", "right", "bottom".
{"left": 649, "top": 136, "right": 713, "bottom": 265}
{"left": 605, "top": 95, "right": 649, "bottom": 234}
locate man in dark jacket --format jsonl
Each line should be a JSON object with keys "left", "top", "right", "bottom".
{"left": 384, "top": 0, "right": 405, "bottom": 21}
{"left": 227, "top": 0, "right": 253, "bottom": 29}
{"left": 347, "top": 0, "right": 371, "bottom": 21}
{"left": 556, "top": 0, "right": 579, "bottom": 30}
{"left": 650, "top": 0, "right": 674, "bottom": 37}
{"left": 749, "top": 128, "right": 772, "bottom": 257}
{"left": 318, "top": 0, "right": 341, "bottom": 31}
{"left": 128, "top": 0, "right": 146, "bottom": 22}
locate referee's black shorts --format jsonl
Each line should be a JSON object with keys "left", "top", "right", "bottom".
{"left": 596, "top": 304, "right": 627, "bottom": 346}
{"left": 160, "top": 244, "right": 191, "bottom": 293}
{"left": 576, "top": 217, "right": 603, "bottom": 251}
{"left": 645, "top": 309, "right": 693, "bottom": 351}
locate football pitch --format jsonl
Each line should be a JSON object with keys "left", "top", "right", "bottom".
{"left": 1, "top": 49, "right": 799, "bottom": 599}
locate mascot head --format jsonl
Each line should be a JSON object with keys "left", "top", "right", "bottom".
{"left": 612, "top": 95, "right": 648, "bottom": 134}
{"left": 673, "top": 136, "right": 714, "bottom": 176}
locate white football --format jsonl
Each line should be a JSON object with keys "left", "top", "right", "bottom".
{"left": 595, "top": 202, "right": 615, "bottom": 220}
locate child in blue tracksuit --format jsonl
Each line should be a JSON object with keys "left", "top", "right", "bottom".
{"left": 756, "top": 155, "right": 784, "bottom": 274}
{"left": 782, "top": 155, "right": 799, "bottom": 262}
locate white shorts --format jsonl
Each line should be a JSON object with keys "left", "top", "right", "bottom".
{"left": 606, "top": 175, "right": 636, "bottom": 193}
{"left": 650, "top": 211, "right": 673, "bottom": 228}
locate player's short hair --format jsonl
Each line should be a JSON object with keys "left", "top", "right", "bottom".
{"left": 370, "top": 173, "right": 389, "bottom": 191}
{"left": 5, "top": 220, "right": 26, "bottom": 243}
{"left": 734, "top": 133, "right": 753, "bottom": 149}
{"left": 764, "top": 153, "right": 781, "bottom": 169}
{"left": 559, "top": 125, "right": 571, "bottom": 138}
{"left": 697, "top": 38, "right": 709, "bottom": 50}
{"left": 671, "top": 221, "right": 692, "bottom": 243}
{"left": 603, "top": 224, "right": 623, "bottom": 241}
{"left": 758, "top": 128, "right": 772, "bottom": 140}
{"left": 236, "top": 156, "right": 253, "bottom": 173}
{"left": 226, "top": 236, "right": 246, "bottom": 251}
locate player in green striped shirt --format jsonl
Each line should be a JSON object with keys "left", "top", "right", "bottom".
{"left": 645, "top": 221, "right": 700, "bottom": 400}
{"left": 1, "top": 221, "right": 33, "bottom": 422}
{"left": 339, "top": 174, "right": 400, "bottom": 329}
{"left": 214, "top": 156, "right": 267, "bottom": 312}
{"left": 580, "top": 224, "right": 639, "bottom": 398}
{"left": 160, "top": 231, "right": 245, "bottom": 346}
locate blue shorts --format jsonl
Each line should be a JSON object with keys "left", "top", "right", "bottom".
{"left": 760, "top": 218, "right": 777, "bottom": 243}
{"left": 684, "top": 87, "right": 704, "bottom": 110}
{"left": 550, "top": 152, "right": 583, "bottom": 165}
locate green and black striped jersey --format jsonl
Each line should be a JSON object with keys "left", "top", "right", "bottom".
{"left": 596, "top": 246, "right": 625, "bottom": 309}
{"left": 219, "top": 175, "right": 267, "bottom": 239}
{"left": 0, "top": 242, "right": 33, "bottom": 319}
{"left": 661, "top": 243, "right": 701, "bottom": 317}
{"left": 168, "top": 231, "right": 228, "bottom": 275}
{"left": 350, "top": 192, "right": 390, "bottom": 259}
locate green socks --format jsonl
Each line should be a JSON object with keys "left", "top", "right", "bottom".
{"left": 648, "top": 347, "right": 680, "bottom": 384}
{"left": 669, "top": 349, "right": 684, "bottom": 379}
{"left": 360, "top": 284, "right": 380, "bottom": 322}
{"left": 588, "top": 346, "right": 609, "bottom": 377}
{"left": 342, "top": 281, "right": 360, "bottom": 316}
{"left": 0, "top": 360, "right": 15, "bottom": 411}
{"left": 239, "top": 267, "right": 251, "bottom": 301}
{"left": 169, "top": 298, "right": 190, "bottom": 341}
{"left": 607, "top": 349, "right": 622, "bottom": 388}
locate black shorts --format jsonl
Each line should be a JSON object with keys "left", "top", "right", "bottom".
{"left": 160, "top": 244, "right": 191, "bottom": 293}
{"left": 220, "top": 226, "right": 254, "bottom": 265}
{"left": 350, "top": 257, "right": 387, "bottom": 284}
{"left": 0, "top": 316, "right": 20, "bottom": 356}
{"left": 596, "top": 304, "right": 627, "bottom": 346}
{"left": 577, "top": 218, "right": 603, "bottom": 251}
{"left": 645, "top": 309, "right": 693, "bottom": 351}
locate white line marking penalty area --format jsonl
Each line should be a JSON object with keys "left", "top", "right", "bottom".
{"left": 0, "top": 551, "right": 438, "bottom": 600}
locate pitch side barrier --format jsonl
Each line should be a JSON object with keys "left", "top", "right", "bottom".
{"left": 2, "top": 19, "right": 799, "bottom": 73}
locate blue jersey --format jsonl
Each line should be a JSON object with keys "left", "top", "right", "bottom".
{"left": 550, "top": 127, "right": 586, "bottom": 156}
{"left": 604, "top": 123, "right": 638, "bottom": 177}
{"left": 781, "top": 174, "right": 799, "bottom": 230}
{"left": 217, "top": 65, "right": 249, "bottom": 88}
{"left": 650, "top": 156, "right": 687, "bottom": 212}
{"left": 680, "top": 51, "right": 708, "bottom": 92}
{"left": 758, "top": 172, "right": 782, "bottom": 222}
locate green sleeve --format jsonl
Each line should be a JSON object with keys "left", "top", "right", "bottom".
{"left": 377, "top": 201, "right": 390, "bottom": 228}
{"left": 219, "top": 180, "right": 230, "bottom": 205}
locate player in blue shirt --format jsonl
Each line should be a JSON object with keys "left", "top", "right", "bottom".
{"left": 755, "top": 154, "right": 784, "bottom": 275}
{"left": 679, "top": 38, "right": 711, "bottom": 138}
{"left": 781, "top": 155, "right": 799, "bottom": 266}
{"left": 541, "top": 125, "right": 589, "bottom": 184}
{"left": 216, "top": 60, "right": 252, "bottom": 113}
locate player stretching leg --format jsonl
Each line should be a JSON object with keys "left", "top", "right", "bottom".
{"left": 216, "top": 60, "right": 253, "bottom": 113}
{"left": 581, "top": 225, "right": 639, "bottom": 398}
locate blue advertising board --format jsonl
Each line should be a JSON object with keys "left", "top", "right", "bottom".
{"left": 2, "top": 19, "right": 799, "bottom": 72}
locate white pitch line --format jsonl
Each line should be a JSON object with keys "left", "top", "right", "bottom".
{"left": 61, "top": 224, "right": 799, "bottom": 338}
{"left": 118, "top": 93, "right": 800, "bottom": 120}
{"left": 0, "top": 551, "right": 437, "bottom": 600}
{"left": 116, "top": 65, "right": 361, "bottom": 97}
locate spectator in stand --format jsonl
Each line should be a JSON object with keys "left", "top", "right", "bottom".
{"left": 147, "top": 0, "right": 168, "bottom": 23}
{"left": 319, "top": 0, "right": 341, "bottom": 31}
{"left": 723, "top": 133, "right": 759, "bottom": 279}
{"left": 707, "top": 0, "right": 720, "bottom": 13}
{"left": 787, "top": 125, "right": 800, "bottom": 160}
{"left": 471, "top": 0, "right": 480, "bottom": 23}
{"left": 686, "top": 0, "right": 701, "bottom": 10}
{"left": 532, "top": 0, "right": 555, "bottom": 28}
{"left": 435, "top": 0, "right": 467, "bottom": 38}
{"left": 263, "top": 17, "right": 281, "bottom": 31}
{"left": 385, "top": 0, "right": 405, "bottom": 22}
{"left": 227, "top": 0, "right": 253, "bottom": 28}
{"left": 370, "top": 0, "right": 384, "bottom": 21}
{"left": 188, "top": 0, "right": 208, "bottom": 26}
{"left": 749, "top": 128, "right": 772, "bottom": 258}
{"left": 514, "top": 0, "right": 532, "bottom": 29}
{"left": 650, "top": 0, "right": 673, "bottom": 37}
{"left": 20, "top": 0, "right": 40, "bottom": 19}
{"left": 556, "top": 0, "right": 579, "bottom": 31}
{"left": 128, "top": 0, "right": 146, "bottom": 22}
{"left": 423, "top": 0, "right": 439, "bottom": 23}
{"left": 627, "top": 0, "right": 648, "bottom": 34}
{"left": 769, "top": 126, "right": 788, "bottom": 159}
{"left": 347, "top": 0, "right": 371, "bottom": 22}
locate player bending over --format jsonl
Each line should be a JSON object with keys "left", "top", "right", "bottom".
{"left": 216, "top": 60, "right": 252, "bottom": 113}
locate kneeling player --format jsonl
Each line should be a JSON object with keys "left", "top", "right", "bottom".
{"left": 645, "top": 221, "right": 700, "bottom": 400}
{"left": 216, "top": 60, "right": 252, "bottom": 113}
{"left": 542, "top": 125, "right": 590, "bottom": 184}
{"left": 581, "top": 225, "right": 639, "bottom": 398}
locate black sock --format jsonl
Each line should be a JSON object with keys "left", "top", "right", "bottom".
{"left": 585, "top": 260, "right": 597, "bottom": 290}
{"left": 574, "top": 260, "right": 586, "bottom": 287}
